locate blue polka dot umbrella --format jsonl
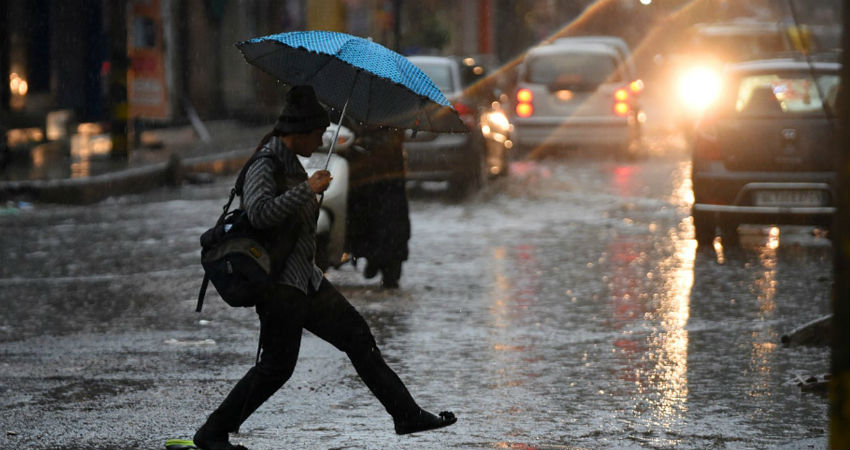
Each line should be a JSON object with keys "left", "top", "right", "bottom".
{"left": 236, "top": 31, "right": 467, "bottom": 134}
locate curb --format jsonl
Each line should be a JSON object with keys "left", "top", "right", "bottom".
{"left": 0, "top": 147, "right": 254, "bottom": 204}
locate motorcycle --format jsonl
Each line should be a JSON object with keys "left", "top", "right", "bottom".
{"left": 299, "top": 123, "right": 409, "bottom": 288}
{"left": 297, "top": 123, "right": 357, "bottom": 271}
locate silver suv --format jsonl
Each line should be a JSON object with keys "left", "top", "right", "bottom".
{"left": 511, "top": 39, "right": 643, "bottom": 159}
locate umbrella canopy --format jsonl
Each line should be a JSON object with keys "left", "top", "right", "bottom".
{"left": 236, "top": 31, "right": 468, "bottom": 133}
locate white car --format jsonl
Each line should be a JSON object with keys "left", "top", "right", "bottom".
{"left": 511, "top": 40, "right": 643, "bottom": 159}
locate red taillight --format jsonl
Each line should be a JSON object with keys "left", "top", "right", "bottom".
{"left": 516, "top": 89, "right": 533, "bottom": 118}
{"left": 613, "top": 87, "right": 631, "bottom": 117}
{"left": 453, "top": 101, "right": 473, "bottom": 117}
{"left": 516, "top": 102, "right": 533, "bottom": 118}
{"left": 453, "top": 101, "right": 476, "bottom": 128}
{"left": 614, "top": 88, "right": 628, "bottom": 102}
{"left": 614, "top": 102, "right": 630, "bottom": 116}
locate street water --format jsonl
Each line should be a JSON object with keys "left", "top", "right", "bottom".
{"left": 0, "top": 146, "right": 832, "bottom": 449}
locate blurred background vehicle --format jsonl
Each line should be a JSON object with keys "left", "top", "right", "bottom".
{"left": 549, "top": 35, "right": 641, "bottom": 89}
{"left": 510, "top": 39, "right": 644, "bottom": 160}
{"left": 690, "top": 56, "right": 840, "bottom": 246}
{"left": 403, "top": 55, "right": 500, "bottom": 196}
{"left": 658, "top": 18, "right": 841, "bottom": 140}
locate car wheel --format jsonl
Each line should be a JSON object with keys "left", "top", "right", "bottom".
{"left": 720, "top": 222, "right": 740, "bottom": 247}
{"left": 613, "top": 143, "right": 635, "bottom": 162}
{"left": 448, "top": 137, "right": 486, "bottom": 198}
{"left": 693, "top": 211, "right": 716, "bottom": 246}
{"left": 448, "top": 164, "right": 481, "bottom": 198}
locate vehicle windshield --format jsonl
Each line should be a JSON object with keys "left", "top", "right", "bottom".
{"left": 690, "top": 33, "right": 789, "bottom": 63}
{"left": 411, "top": 62, "right": 455, "bottom": 92}
{"left": 720, "top": 72, "right": 840, "bottom": 117}
{"left": 525, "top": 52, "right": 621, "bottom": 85}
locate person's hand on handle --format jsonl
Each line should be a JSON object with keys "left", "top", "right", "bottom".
{"left": 308, "top": 170, "right": 333, "bottom": 194}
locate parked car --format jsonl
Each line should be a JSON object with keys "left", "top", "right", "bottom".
{"left": 690, "top": 57, "right": 840, "bottom": 246}
{"left": 510, "top": 38, "right": 643, "bottom": 159}
{"left": 404, "top": 55, "right": 499, "bottom": 196}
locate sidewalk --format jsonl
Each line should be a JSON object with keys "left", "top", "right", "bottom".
{"left": 0, "top": 120, "right": 270, "bottom": 204}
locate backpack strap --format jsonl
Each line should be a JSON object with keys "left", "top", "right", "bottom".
{"left": 196, "top": 274, "right": 209, "bottom": 313}
{"left": 234, "top": 150, "right": 279, "bottom": 197}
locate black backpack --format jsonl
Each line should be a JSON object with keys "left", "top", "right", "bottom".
{"left": 196, "top": 151, "right": 300, "bottom": 312}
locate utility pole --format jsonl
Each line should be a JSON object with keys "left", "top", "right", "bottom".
{"left": 393, "top": 0, "right": 402, "bottom": 51}
{"left": 831, "top": 1, "right": 850, "bottom": 448}
{"left": 0, "top": 0, "right": 8, "bottom": 116}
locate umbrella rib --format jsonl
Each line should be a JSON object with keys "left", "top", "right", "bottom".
{"left": 365, "top": 73, "right": 373, "bottom": 126}
{"left": 303, "top": 51, "right": 339, "bottom": 85}
{"left": 236, "top": 42, "right": 278, "bottom": 64}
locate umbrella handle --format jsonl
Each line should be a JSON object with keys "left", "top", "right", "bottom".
{"left": 319, "top": 99, "right": 346, "bottom": 209}
{"left": 324, "top": 98, "right": 349, "bottom": 170}
{"left": 319, "top": 71, "right": 359, "bottom": 210}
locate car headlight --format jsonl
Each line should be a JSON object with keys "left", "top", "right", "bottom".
{"left": 675, "top": 66, "right": 722, "bottom": 113}
{"left": 489, "top": 111, "right": 511, "bottom": 133}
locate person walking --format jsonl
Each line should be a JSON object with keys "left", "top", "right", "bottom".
{"left": 192, "top": 86, "right": 456, "bottom": 450}
{"left": 341, "top": 125, "right": 410, "bottom": 288}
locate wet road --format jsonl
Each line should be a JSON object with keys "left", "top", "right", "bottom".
{"left": 0, "top": 142, "right": 832, "bottom": 449}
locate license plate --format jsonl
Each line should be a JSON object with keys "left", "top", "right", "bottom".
{"left": 753, "top": 190, "right": 824, "bottom": 207}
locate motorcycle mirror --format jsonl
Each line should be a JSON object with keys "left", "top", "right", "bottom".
{"left": 321, "top": 123, "right": 355, "bottom": 151}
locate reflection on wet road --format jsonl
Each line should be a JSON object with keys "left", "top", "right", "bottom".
{"left": 0, "top": 151, "right": 831, "bottom": 449}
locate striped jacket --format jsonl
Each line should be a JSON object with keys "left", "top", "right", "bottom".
{"left": 241, "top": 136, "right": 324, "bottom": 294}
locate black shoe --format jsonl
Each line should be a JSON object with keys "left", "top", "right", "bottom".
{"left": 193, "top": 424, "right": 248, "bottom": 450}
{"left": 380, "top": 261, "right": 402, "bottom": 288}
{"left": 364, "top": 262, "right": 379, "bottom": 279}
{"left": 394, "top": 410, "right": 457, "bottom": 435}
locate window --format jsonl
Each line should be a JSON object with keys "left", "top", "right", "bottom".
{"left": 726, "top": 71, "right": 840, "bottom": 117}
{"left": 526, "top": 52, "right": 621, "bottom": 86}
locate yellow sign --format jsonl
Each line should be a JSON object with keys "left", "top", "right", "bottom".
{"left": 786, "top": 25, "right": 812, "bottom": 55}
{"left": 128, "top": 0, "right": 169, "bottom": 119}
{"left": 307, "top": 0, "right": 345, "bottom": 31}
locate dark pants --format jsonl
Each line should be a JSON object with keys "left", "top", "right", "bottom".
{"left": 202, "top": 278, "right": 420, "bottom": 433}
